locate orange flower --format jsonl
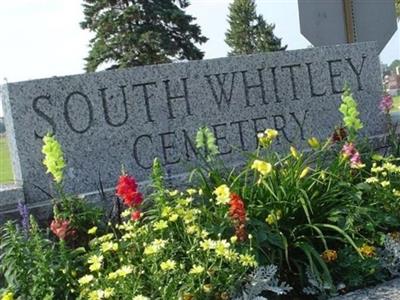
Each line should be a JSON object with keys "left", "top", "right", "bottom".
{"left": 229, "top": 193, "right": 247, "bottom": 241}
{"left": 359, "top": 244, "right": 376, "bottom": 257}
{"left": 321, "top": 249, "right": 337, "bottom": 263}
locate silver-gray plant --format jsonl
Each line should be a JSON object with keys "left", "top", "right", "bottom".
{"left": 234, "top": 265, "right": 292, "bottom": 300}
{"left": 379, "top": 234, "right": 400, "bottom": 277}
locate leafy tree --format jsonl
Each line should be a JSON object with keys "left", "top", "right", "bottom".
{"left": 80, "top": 0, "right": 208, "bottom": 72}
{"left": 225, "top": 0, "right": 286, "bottom": 56}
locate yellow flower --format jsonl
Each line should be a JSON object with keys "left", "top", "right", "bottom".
{"left": 169, "top": 213, "right": 179, "bottom": 222}
{"left": 251, "top": 160, "right": 272, "bottom": 176}
{"left": 88, "top": 255, "right": 103, "bottom": 272}
{"left": 107, "top": 271, "right": 118, "bottom": 280}
{"left": 202, "top": 284, "right": 213, "bottom": 293}
{"left": 161, "top": 206, "right": 172, "bottom": 217}
{"left": 258, "top": 129, "right": 278, "bottom": 147}
{"left": 189, "top": 265, "right": 205, "bottom": 275}
{"left": 98, "top": 233, "right": 113, "bottom": 242}
{"left": 359, "top": 244, "right": 376, "bottom": 257}
{"left": 239, "top": 254, "right": 258, "bottom": 267}
{"left": 215, "top": 240, "right": 230, "bottom": 257}
{"left": 230, "top": 236, "right": 238, "bottom": 244}
{"left": 299, "top": 167, "right": 310, "bottom": 179}
{"left": 168, "top": 190, "right": 179, "bottom": 196}
{"left": 153, "top": 220, "right": 168, "bottom": 231}
{"left": 101, "top": 241, "right": 118, "bottom": 253}
{"left": 104, "top": 288, "right": 114, "bottom": 298}
{"left": 308, "top": 137, "right": 320, "bottom": 149}
{"left": 393, "top": 189, "right": 400, "bottom": 197}
{"left": 186, "top": 225, "right": 200, "bottom": 235}
{"left": 78, "top": 274, "right": 94, "bottom": 285}
{"left": 266, "top": 210, "right": 282, "bottom": 225}
{"left": 88, "top": 290, "right": 103, "bottom": 300}
{"left": 290, "top": 146, "right": 300, "bottom": 159}
{"left": 160, "top": 259, "right": 176, "bottom": 271}
{"left": 144, "top": 239, "right": 167, "bottom": 255}
{"left": 88, "top": 226, "right": 97, "bottom": 235}
{"left": 380, "top": 181, "right": 390, "bottom": 188}
{"left": 133, "top": 296, "right": 150, "bottom": 300}
{"left": 116, "top": 265, "right": 133, "bottom": 277}
{"left": 1, "top": 292, "right": 14, "bottom": 300}
{"left": 366, "top": 177, "right": 379, "bottom": 184}
{"left": 186, "top": 188, "right": 197, "bottom": 195}
{"left": 213, "top": 184, "right": 231, "bottom": 205}
{"left": 42, "top": 134, "right": 65, "bottom": 183}
{"left": 200, "top": 239, "right": 216, "bottom": 251}
{"left": 321, "top": 249, "right": 337, "bottom": 263}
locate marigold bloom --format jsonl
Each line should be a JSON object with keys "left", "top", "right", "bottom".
{"left": 251, "top": 160, "right": 272, "bottom": 176}
{"left": 116, "top": 175, "right": 143, "bottom": 207}
{"left": 321, "top": 249, "right": 337, "bottom": 263}
{"left": 359, "top": 244, "right": 376, "bottom": 257}
{"left": 213, "top": 184, "right": 231, "bottom": 205}
{"left": 50, "top": 219, "right": 75, "bottom": 240}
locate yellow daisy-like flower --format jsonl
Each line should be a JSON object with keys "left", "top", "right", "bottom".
{"left": 366, "top": 177, "right": 379, "bottom": 184}
{"left": 321, "top": 249, "right": 337, "bottom": 263}
{"left": 101, "top": 241, "right": 118, "bottom": 253}
{"left": 393, "top": 189, "right": 400, "bottom": 197}
{"left": 200, "top": 239, "right": 216, "bottom": 251}
{"left": 359, "top": 244, "right": 376, "bottom": 257}
{"left": 380, "top": 181, "right": 390, "bottom": 188}
{"left": 107, "top": 271, "right": 118, "bottom": 280}
{"left": 239, "top": 254, "right": 258, "bottom": 267}
{"left": 189, "top": 264, "right": 205, "bottom": 275}
{"left": 88, "top": 226, "right": 97, "bottom": 235}
{"left": 88, "top": 255, "right": 103, "bottom": 272}
{"left": 169, "top": 213, "right": 179, "bottom": 222}
{"left": 116, "top": 265, "right": 133, "bottom": 277}
{"left": 153, "top": 220, "right": 168, "bottom": 231}
{"left": 186, "top": 225, "right": 200, "bottom": 235}
{"left": 88, "top": 290, "right": 103, "bottom": 300}
{"left": 78, "top": 274, "right": 94, "bottom": 286}
{"left": 186, "top": 188, "right": 197, "bottom": 195}
{"left": 215, "top": 240, "right": 230, "bottom": 257}
{"left": 160, "top": 259, "right": 176, "bottom": 271}
{"left": 104, "top": 288, "right": 114, "bottom": 298}
{"left": 251, "top": 160, "right": 272, "bottom": 176}
{"left": 213, "top": 184, "right": 231, "bottom": 205}
{"left": 168, "top": 190, "right": 179, "bottom": 196}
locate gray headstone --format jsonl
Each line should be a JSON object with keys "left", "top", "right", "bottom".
{"left": 1, "top": 42, "right": 384, "bottom": 204}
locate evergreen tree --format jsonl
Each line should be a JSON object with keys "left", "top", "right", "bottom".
{"left": 225, "top": 0, "right": 286, "bottom": 56}
{"left": 80, "top": 0, "right": 208, "bottom": 72}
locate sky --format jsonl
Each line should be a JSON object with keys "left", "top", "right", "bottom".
{"left": 0, "top": 0, "right": 399, "bottom": 115}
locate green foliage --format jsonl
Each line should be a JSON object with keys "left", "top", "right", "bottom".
{"left": 195, "top": 126, "right": 220, "bottom": 160}
{"left": 0, "top": 218, "right": 85, "bottom": 299}
{"left": 225, "top": 0, "right": 286, "bottom": 55}
{"left": 80, "top": 0, "right": 208, "bottom": 72}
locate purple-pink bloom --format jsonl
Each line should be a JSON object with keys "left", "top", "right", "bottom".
{"left": 379, "top": 95, "right": 393, "bottom": 113}
{"left": 342, "top": 143, "right": 356, "bottom": 158}
{"left": 350, "top": 151, "right": 363, "bottom": 169}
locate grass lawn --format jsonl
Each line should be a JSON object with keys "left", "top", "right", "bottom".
{"left": 391, "top": 95, "right": 400, "bottom": 113}
{"left": 0, "top": 136, "right": 14, "bottom": 184}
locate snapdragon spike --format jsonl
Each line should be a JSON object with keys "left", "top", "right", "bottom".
{"left": 116, "top": 175, "right": 143, "bottom": 207}
{"left": 379, "top": 95, "right": 393, "bottom": 113}
{"left": 50, "top": 219, "right": 76, "bottom": 240}
{"left": 229, "top": 193, "right": 247, "bottom": 241}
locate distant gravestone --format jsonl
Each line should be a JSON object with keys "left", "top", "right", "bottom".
{"left": 1, "top": 42, "right": 384, "bottom": 204}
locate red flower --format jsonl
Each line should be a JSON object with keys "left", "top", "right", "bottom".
{"left": 50, "top": 219, "right": 75, "bottom": 240}
{"left": 229, "top": 193, "right": 247, "bottom": 241}
{"left": 116, "top": 175, "right": 143, "bottom": 207}
{"left": 331, "top": 127, "right": 347, "bottom": 143}
{"left": 131, "top": 210, "right": 141, "bottom": 221}
{"left": 229, "top": 193, "right": 246, "bottom": 223}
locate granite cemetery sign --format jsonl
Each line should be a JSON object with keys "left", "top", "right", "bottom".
{"left": 1, "top": 42, "right": 384, "bottom": 205}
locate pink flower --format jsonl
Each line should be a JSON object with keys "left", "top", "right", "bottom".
{"left": 50, "top": 219, "right": 76, "bottom": 240}
{"left": 379, "top": 95, "right": 393, "bottom": 113}
{"left": 342, "top": 143, "right": 356, "bottom": 158}
{"left": 350, "top": 151, "right": 363, "bottom": 168}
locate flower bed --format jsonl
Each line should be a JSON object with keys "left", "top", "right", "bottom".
{"left": 1, "top": 89, "right": 400, "bottom": 299}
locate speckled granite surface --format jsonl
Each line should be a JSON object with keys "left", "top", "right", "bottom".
{"left": 332, "top": 278, "right": 400, "bottom": 300}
